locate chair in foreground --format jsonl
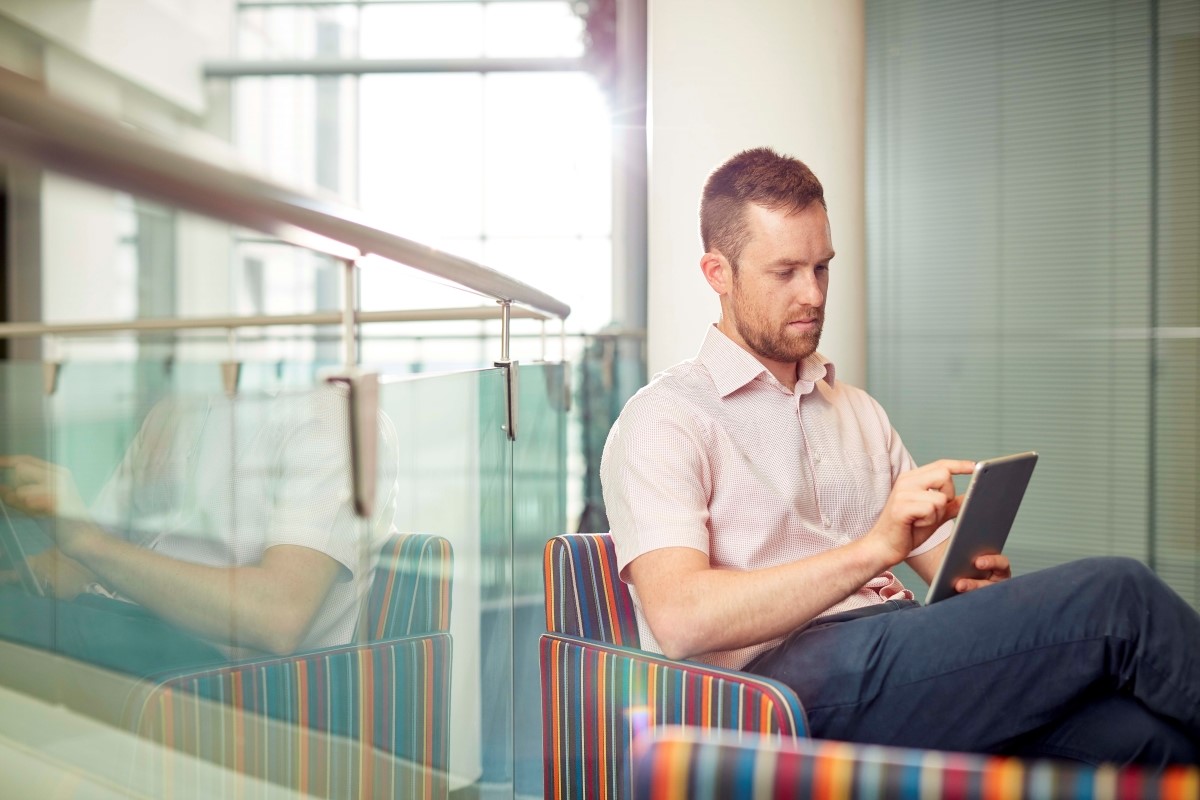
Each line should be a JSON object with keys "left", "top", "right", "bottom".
{"left": 631, "top": 726, "right": 1200, "bottom": 800}
{"left": 126, "top": 532, "right": 453, "bottom": 800}
{"left": 540, "top": 533, "right": 806, "bottom": 800}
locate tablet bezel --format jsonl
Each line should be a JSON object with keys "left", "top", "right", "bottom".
{"left": 923, "top": 451, "right": 1038, "bottom": 605}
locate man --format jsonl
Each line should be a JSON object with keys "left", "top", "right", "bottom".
{"left": 0, "top": 386, "right": 397, "bottom": 676}
{"left": 601, "top": 147, "right": 1200, "bottom": 766}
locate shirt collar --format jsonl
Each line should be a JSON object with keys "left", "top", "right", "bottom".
{"left": 697, "top": 324, "right": 836, "bottom": 398}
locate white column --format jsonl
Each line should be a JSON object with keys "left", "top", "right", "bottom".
{"left": 646, "top": 0, "right": 867, "bottom": 387}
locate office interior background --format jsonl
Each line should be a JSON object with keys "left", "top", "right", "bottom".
{"left": 0, "top": 0, "right": 1195, "bottom": 797}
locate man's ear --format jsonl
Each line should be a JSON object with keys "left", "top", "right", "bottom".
{"left": 700, "top": 251, "right": 731, "bottom": 295}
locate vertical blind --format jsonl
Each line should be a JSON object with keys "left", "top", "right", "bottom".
{"left": 865, "top": 0, "right": 1199, "bottom": 605}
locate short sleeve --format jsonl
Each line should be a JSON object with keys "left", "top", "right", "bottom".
{"left": 600, "top": 390, "right": 712, "bottom": 577}
{"left": 909, "top": 519, "right": 953, "bottom": 557}
{"left": 262, "top": 389, "right": 395, "bottom": 581}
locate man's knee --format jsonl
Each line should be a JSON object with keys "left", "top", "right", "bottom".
{"left": 1075, "top": 556, "right": 1147, "bottom": 582}
{"left": 1071, "top": 556, "right": 1157, "bottom": 587}
{"left": 1067, "top": 557, "right": 1182, "bottom": 618}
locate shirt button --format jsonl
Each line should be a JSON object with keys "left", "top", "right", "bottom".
{"left": 813, "top": 456, "right": 821, "bottom": 465}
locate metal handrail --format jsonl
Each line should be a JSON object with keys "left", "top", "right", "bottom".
{"left": 0, "top": 306, "right": 548, "bottom": 339}
{"left": 0, "top": 66, "right": 571, "bottom": 321}
{"left": 205, "top": 57, "right": 586, "bottom": 78}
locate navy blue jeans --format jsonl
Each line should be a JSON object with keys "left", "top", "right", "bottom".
{"left": 744, "top": 557, "right": 1200, "bottom": 767}
{"left": 0, "top": 586, "right": 226, "bottom": 677}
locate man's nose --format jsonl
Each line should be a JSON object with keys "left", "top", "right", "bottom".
{"left": 795, "top": 272, "right": 825, "bottom": 307}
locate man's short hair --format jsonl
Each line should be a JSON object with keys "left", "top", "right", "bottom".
{"left": 700, "top": 147, "right": 826, "bottom": 265}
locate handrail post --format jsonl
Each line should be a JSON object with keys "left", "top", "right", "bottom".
{"left": 495, "top": 300, "right": 518, "bottom": 441}
{"left": 342, "top": 256, "right": 358, "bottom": 370}
{"left": 560, "top": 320, "right": 571, "bottom": 414}
{"left": 326, "top": 256, "right": 378, "bottom": 519}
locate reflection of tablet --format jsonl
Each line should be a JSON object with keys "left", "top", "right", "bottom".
{"left": 0, "top": 496, "right": 45, "bottom": 596}
{"left": 924, "top": 451, "right": 1038, "bottom": 605}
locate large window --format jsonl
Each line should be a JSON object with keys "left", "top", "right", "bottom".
{"left": 226, "top": 0, "right": 614, "bottom": 372}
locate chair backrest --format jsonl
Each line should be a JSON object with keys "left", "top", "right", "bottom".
{"left": 366, "top": 532, "right": 453, "bottom": 641}
{"left": 544, "top": 533, "right": 640, "bottom": 646}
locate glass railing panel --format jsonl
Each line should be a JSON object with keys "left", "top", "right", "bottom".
{"left": 512, "top": 361, "right": 568, "bottom": 796}
{"left": 0, "top": 361, "right": 434, "bottom": 796}
{"left": 379, "top": 367, "right": 513, "bottom": 798}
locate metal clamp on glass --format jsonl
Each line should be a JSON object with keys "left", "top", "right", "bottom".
{"left": 325, "top": 370, "right": 379, "bottom": 519}
{"left": 496, "top": 300, "right": 518, "bottom": 441}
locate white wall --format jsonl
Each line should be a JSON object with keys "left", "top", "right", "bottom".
{"left": 0, "top": 0, "right": 232, "bottom": 113}
{"left": 646, "top": 0, "right": 867, "bottom": 386}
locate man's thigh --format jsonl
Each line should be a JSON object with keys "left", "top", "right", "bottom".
{"left": 0, "top": 587, "right": 225, "bottom": 676}
{"left": 745, "top": 557, "right": 1198, "bottom": 753}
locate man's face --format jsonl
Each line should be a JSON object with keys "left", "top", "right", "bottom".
{"left": 721, "top": 202, "right": 833, "bottom": 376}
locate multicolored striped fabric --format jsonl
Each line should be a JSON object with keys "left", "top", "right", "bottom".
{"left": 632, "top": 726, "right": 1200, "bottom": 800}
{"left": 367, "top": 533, "right": 453, "bottom": 639}
{"left": 130, "top": 634, "right": 451, "bottom": 800}
{"left": 541, "top": 534, "right": 808, "bottom": 800}
{"left": 544, "top": 533, "right": 640, "bottom": 645}
{"left": 128, "top": 532, "right": 454, "bottom": 799}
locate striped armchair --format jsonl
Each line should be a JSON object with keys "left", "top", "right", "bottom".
{"left": 542, "top": 534, "right": 1200, "bottom": 800}
{"left": 540, "top": 533, "right": 807, "bottom": 800}
{"left": 125, "top": 533, "right": 453, "bottom": 800}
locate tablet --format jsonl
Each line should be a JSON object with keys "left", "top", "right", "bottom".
{"left": 924, "top": 451, "right": 1038, "bottom": 605}
{"left": 0, "top": 496, "right": 45, "bottom": 596}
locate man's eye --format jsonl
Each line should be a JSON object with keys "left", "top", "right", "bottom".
{"left": 774, "top": 271, "right": 794, "bottom": 280}
{"left": 815, "top": 264, "right": 829, "bottom": 273}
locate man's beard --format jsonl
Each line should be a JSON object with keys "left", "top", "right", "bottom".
{"left": 731, "top": 288, "right": 824, "bottom": 364}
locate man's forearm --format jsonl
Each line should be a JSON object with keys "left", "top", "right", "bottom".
{"left": 61, "top": 521, "right": 336, "bottom": 655}
{"left": 631, "top": 535, "right": 895, "bottom": 661}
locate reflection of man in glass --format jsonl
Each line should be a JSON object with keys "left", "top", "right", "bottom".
{"left": 0, "top": 387, "right": 398, "bottom": 676}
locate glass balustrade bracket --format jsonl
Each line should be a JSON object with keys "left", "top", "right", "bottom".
{"left": 495, "top": 360, "right": 519, "bottom": 442}
{"left": 496, "top": 300, "right": 518, "bottom": 441}
{"left": 42, "top": 361, "right": 61, "bottom": 396}
{"left": 220, "top": 361, "right": 242, "bottom": 396}
{"left": 323, "top": 369, "right": 379, "bottom": 519}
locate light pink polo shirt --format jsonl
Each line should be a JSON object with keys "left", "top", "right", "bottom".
{"left": 601, "top": 325, "right": 951, "bottom": 670}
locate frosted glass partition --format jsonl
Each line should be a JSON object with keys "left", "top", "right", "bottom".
{"left": 380, "top": 367, "right": 511, "bottom": 795}
{"left": 511, "top": 362, "right": 567, "bottom": 795}
{"left": 0, "top": 360, "right": 381, "bottom": 663}
{"left": 0, "top": 360, "right": 565, "bottom": 798}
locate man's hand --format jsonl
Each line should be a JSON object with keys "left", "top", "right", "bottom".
{"left": 0, "top": 455, "right": 89, "bottom": 521}
{"left": 954, "top": 553, "right": 1012, "bottom": 593}
{"left": 0, "top": 548, "right": 96, "bottom": 599}
{"left": 866, "top": 459, "right": 976, "bottom": 567}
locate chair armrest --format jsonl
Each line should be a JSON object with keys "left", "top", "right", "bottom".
{"left": 541, "top": 632, "right": 807, "bottom": 800}
{"left": 631, "top": 725, "right": 1200, "bottom": 800}
{"left": 125, "top": 632, "right": 452, "bottom": 800}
